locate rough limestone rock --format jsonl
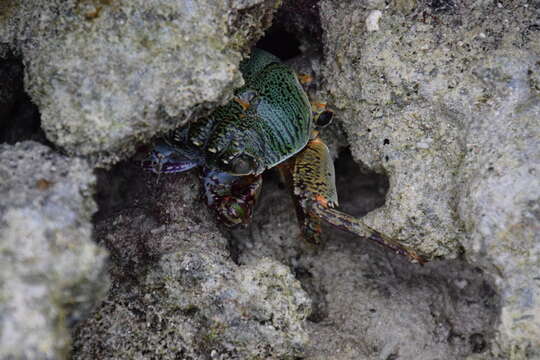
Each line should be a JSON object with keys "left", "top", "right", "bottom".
{"left": 232, "top": 160, "right": 499, "bottom": 360}
{"left": 73, "top": 163, "right": 311, "bottom": 359}
{"left": 319, "top": 0, "right": 539, "bottom": 357}
{"left": 0, "top": 0, "right": 280, "bottom": 165}
{"left": 0, "top": 141, "right": 108, "bottom": 359}
{"left": 457, "top": 62, "right": 540, "bottom": 358}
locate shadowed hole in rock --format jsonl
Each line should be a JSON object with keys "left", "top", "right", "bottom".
{"left": 0, "top": 53, "right": 49, "bottom": 145}
{"left": 93, "top": 158, "right": 151, "bottom": 223}
{"left": 428, "top": 0, "right": 456, "bottom": 13}
{"left": 334, "top": 147, "right": 389, "bottom": 217}
{"left": 270, "top": 0, "right": 324, "bottom": 52}
{"left": 255, "top": 25, "right": 301, "bottom": 60}
{"left": 91, "top": 156, "right": 166, "bottom": 282}
{"left": 469, "top": 333, "right": 487, "bottom": 353}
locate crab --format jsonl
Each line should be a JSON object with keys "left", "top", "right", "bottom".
{"left": 143, "top": 48, "right": 424, "bottom": 263}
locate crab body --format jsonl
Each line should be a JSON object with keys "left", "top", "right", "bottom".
{"left": 173, "top": 48, "right": 312, "bottom": 177}
{"left": 144, "top": 49, "right": 424, "bottom": 263}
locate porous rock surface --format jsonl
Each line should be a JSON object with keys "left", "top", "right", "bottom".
{"left": 0, "top": 0, "right": 280, "bottom": 165}
{"left": 319, "top": 0, "right": 539, "bottom": 357}
{"left": 234, "top": 159, "right": 499, "bottom": 360}
{"left": 0, "top": 141, "right": 108, "bottom": 359}
{"left": 72, "top": 164, "right": 311, "bottom": 359}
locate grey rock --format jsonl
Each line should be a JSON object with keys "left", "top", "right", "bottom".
{"left": 0, "top": 141, "right": 108, "bottom": 359}
{"left": 457, "top": 59, "right": 540, "bottom": 358}
{"left": 319, "top": 0, "right": 539, "bottom": 356}
{"left": 234, "top": 162, "right": 499, "bottom": 360}
{"left": 0, "top": 0, "right": 280, "bottom": 165}
{"left": 73, "top": 165, "right": 311, "bottom": 359}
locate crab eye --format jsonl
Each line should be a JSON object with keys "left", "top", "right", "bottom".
{"left": 229, "top": 154, "right": 258, "bottom": 175}
{"left": 315, "top": 110, "right": 333, "bottom": 128}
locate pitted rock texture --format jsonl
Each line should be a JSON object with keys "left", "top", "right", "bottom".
{"left": 72, "top": 163, "right": 311, "bottom": 359}
{"left": 457, "top": 74, "right": 539, "bottom": 358}
{"left": 233, "top": 158, "right": 500, "bottom": 360}
{"left": 319, "top": 0, "right": 539, "bottom": 356}
{"left": 0, "top": 0, "right": 280, "bottom": 165}
{"left": 0, "top": 141, "right": 108, "bottom": 359}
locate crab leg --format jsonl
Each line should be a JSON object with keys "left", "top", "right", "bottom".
{"left": 287, "top": 135, "right": 426, "bottom": 263}
{"left": 308, "top": 201, "right": 426, "bottom": 263}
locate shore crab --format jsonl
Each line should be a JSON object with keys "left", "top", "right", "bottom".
{"left": 143, "top": 48, "right": 424, "bottom": 263}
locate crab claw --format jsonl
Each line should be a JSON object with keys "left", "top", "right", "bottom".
{"left": 203, "top": 169, "right": 262, "bottom": 228}
{"left": 142, "top": 143, "right": 201, "bottom": 174}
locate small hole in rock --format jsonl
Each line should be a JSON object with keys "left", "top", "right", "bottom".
{"left": 256, "top": 25, "right": 302, "bottom": 60}
{"left": 469, "top": 333, "right": 487, "bottom": 353}
{"left": 334, "top": 148, "right": 389, "bottom": 217}
{"left": 383, "top": 138, "right": 390, "bottom": 145}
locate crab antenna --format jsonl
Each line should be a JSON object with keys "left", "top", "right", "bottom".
{"left": 309, "top": 201, "right": 426, "bottom": 264}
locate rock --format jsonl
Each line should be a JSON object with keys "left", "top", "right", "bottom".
{"left": 0, "top": 0, "right": 280, "bottom": 165}
{"left": 0, "top": 141, "right": 108, "bottom": 359}
{"left": 234, "top": 158, "right": 500, "bottom": 360}
{"left": 457, "top": 60, "right": 540, "bottom": 357}
{"left": 72, "top": 163, "right": 311, "bottom": 359}
{"left": 319, "top": 0, "right": 539, "bottom": 356}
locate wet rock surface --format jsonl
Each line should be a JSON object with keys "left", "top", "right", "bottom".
{"left": 0, "top": 0, "right": 280, "bottom": 165}
{"left": 72, "top": 163, "right": 311, "bottom": 359}
{"left": 319, "top": 0, "right": 539, "bottom": 356}
{"left": 0, "top": 141, "right": 108, "bottom": 359}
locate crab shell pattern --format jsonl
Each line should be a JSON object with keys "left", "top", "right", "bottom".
{"left": 143, "top": 48, "right": 424, "bottom": 264}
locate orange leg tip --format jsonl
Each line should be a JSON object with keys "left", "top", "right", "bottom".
{"left": 234, "top": 97, "right": 250, "bottom": 110}
{"left": 315, "top": 194, "right": 329, "bottom": 208}
{"left": 298, "top": 74, "right": 313, "bottom": 84}
{"left": 311, "top": 102, "right": 328, "bottom": 112}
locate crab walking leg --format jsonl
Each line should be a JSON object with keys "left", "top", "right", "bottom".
{"left": 292, "top": 136, "right": 426, "bottom": 263}
{"left": 308, "top": 201, "right": 426, "bottom": 263}
{"left": 275, "top": 161, "right": 321, "bottom": 244}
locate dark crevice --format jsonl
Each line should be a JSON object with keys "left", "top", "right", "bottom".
{"left": 255, "top": 0, "right": 324, "bottom": 59}
{"left": 91, "top": 155, "right": 167, "bottom": 282}
{"left": 255, "top": 25, "right": 302, "bottom": 60}
{"left": 334, "top": 148, "right": 389, "bottom": 217}
{"left": 0, "top": 54, "right": 49, "bottom": 146}
{"left": 294, "top": 265, "right": 328, "bottom": 323}
{"left": 273, "top": 0, "right": 324, "bottom": 51}
{"left": 93, "top": 158, "right": 150, "bottom": 223}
